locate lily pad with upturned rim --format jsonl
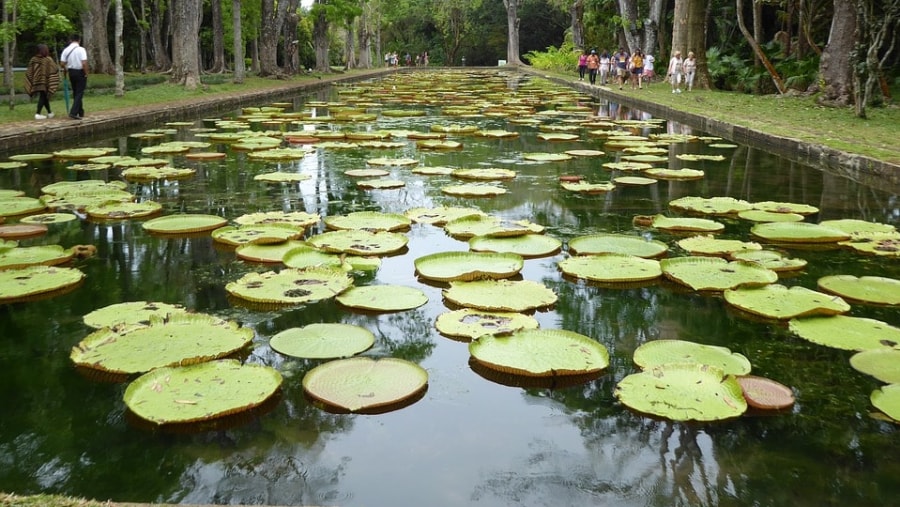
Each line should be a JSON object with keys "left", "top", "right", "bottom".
{"left": 644, "top": 168, "right": 705, "bottom": 181}
{"left": 0, "top": 224, "right": 48, "bottom": 240}
{"left": 816, "top": 275, "right": 900, "bottom": 306}
{"left": 468, "top": 234, "right": 561, "bottom": 258}
{"left": 632, "top": 339, "right": 752, "bottom": 375}
{"left": 225, "top": 267, "right": 353, "bottom": 305}
{"left": 254, "top": 172, "right": 312, "bottom": 183}
{"left": 302, "top": 357, "right": 428, "bottom": 414}
{"left": 233, "top": 211, "right": 320, "bottom": 228}
{"left": 435, "top": 309, "right": 539, "bottom": 341}
{"left": 444, "top": 215, "right": 544, "bottom": 239}
{"left": 357, "top": 179, "right": 406, "bottom": 190}
{"left": 451, "top": 168, "right": 517, "bottom": 181}
{"left": 0, "top": 244, "right": 74, "bottom": 270}
{"left": 736, "top": 209, "right": 806, "bottom": 223}
{"left": 723, "top": 284, "right": 850, "bottom": 320}
{"left": 85, "top": 200, "right": 163, "bottom": 220}
{"left": 788, "top": 315, "right": 900, "bottom": 351}
{"left": 441, "top": 183, "right": 507, "bottom": 197}
{"left": 751, "top": 201, "right": 819, "bottom": 215}
{"left": 236, "top": 240, "right": 309, "bottom": 264}
{"left": 307, "top": 229, "right": 408, "bottom": 256}
{"left": 18, "top": 213, "right": 78, "bottom": 225}
{"left": 124, "top": 359, "right": 282, "bottom": 425}
{"left": 142, "top": 214, "right": 228, "bottom": 234}
{"left": 82, "top": 301, "right": 190, "bottom": 329}
{"left": 870, "top": 384, "right": 900, "bottom": 423}
{"left": 0, "top": 265, "right": 84, "bottom": 303}
{"left": 270, "top": 323, "right": 375, "bottom": 359}
{"left": 668, "top": 196, "right": 753, "bottom": 216}
{"left": 676, "top": 235, "right": 762, "bottom": 257}
{"left": 405, "top": 206, "right": 485, "bottom": 225}
{"left": 728, "top": 249, "right": 807, "bottom": 272}
{"left": 850, "top": 349, "right": 900, "bottom": 384}
{"left": 443, "top": 279, "right": 558, "bottom": 312}
{"left": 211, "top": 224, "right": 304, "bottom": 246}
{"left": 660, "top": 257, "right": 778, "bottom": 291}
{"left": 469, "top": 329, "right": 609, "bottom": 378}
{"left": 568, "top": 233, "right": 669, "bottom": 258}
{"left": 324, "top": 211, "right": 411, "bottom": 232}
{"left": 736, "top": 375, "right": 795, "bottom": 410}
{"left": 559, "top": 253, "right": 662, "bottom": 283}
{"left": 633, "top": 214, "right": 725, "bottom": 233}
{"left": 522, "top": 152, "right": 573, "bottom": 162}
{"left": 751, "top": 222, "right": 850, "bottom": 243}
{"left": 0, "top": 197, "right": 47, "bottom": 217}
{"left": 415, "top": 251, "right": 524, "bottom": 282}
{"left": 336, "top": 284, "right": 428, "bottom": 312}
{"left": 561, "top": 181, "right": 616, "bottom": 193}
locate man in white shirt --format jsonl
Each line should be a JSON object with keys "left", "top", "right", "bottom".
{"left": 60, "top": 34, "right": 88, "bottom": 120}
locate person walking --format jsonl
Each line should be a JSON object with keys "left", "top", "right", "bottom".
{"left": 577, "top": 50, "right": 588, "bottom": 81}
{"left": 60, "top": 34, "right": 88, "bottom": 120}
{"left": 24, "top": 44, "right": 60, "bottom": 120}
{"left": 643, "top": 53, "right": 655, "bottom": 84}
{"left": 630, "top": 49, "right": 644, "bottom": 89}
{"left": 667, "top": 50, "right": 684, "bottom": 93}
{"left": 613, "top": 48, "right": 629, "bottom": 90}
{"left": 683, "top": 51, "right": 697, "bottom": 91}
{"left": 599, "top": 50, "right": 611, "bottom": 85}
{"left": 586, "top": 49, "right": 600, "bottom": 85}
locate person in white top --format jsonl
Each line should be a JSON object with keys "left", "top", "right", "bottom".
{"left": 667, "top": 50, "right": 683, "bottom": 93}
{"left": 60, "top": 34, "right": 89, "bottom": 120}
{"left": 683, "top": 51, "right": 697, "bottom": 91}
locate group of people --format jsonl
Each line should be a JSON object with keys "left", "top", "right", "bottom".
{"left": 384, "top": 51, "right": 428, "bottom": 67}
{"left": 577, "top": 47, "right": 697, "bottom": 93}
{"left": 24, "top": 34, "right": 89, "bottom": 121}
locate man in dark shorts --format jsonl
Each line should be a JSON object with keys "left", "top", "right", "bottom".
{"left": 614, "top": 48, "right": 629, "bottom": 90}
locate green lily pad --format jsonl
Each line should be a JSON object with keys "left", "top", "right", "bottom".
{"left": 0, "top": 265, "right": 84, "bottom": 303}
{"left": 247, "top": 148, "right": 310, "bottom": 160}
{"left": 669, "top": 196, "right": 753, "bottom": 216}
{"left": 41, "top": 190, "right": 134, "bottom": 211}
{"left": 366, "top": 157, "right": 419, "bottom": 167}
{"left": 0, "top": 161, "right": 27, "bottom": 169}
{"left": 416, "top": 139, "right": 463, "bottom": 150}
{"left": 676, "top": 235, "right": 762, "bottom": 257}
{"left": 83, "top": 301, "right": 190, "bottom": 329}
{"left": 469, "top": 329, "right": 609, "bottom": 377}
{"left": 633, "top": 214, "right": 725, "bottom": 233}
{"left": 724, "top": 284, "right": 850, "bottom": 320}
{"left": 115, "top": 157, "right": 170, "bottom": 168}
{"left": 840, "top": 234, "right": 900, "bottom": 256}
{"left": 522, "top": 152, "right": 573, "bottom": 162}
{"left": 18, "top": 213, "right": 79, "bottom": 225}
{"left": 644, "top": 168, "right": 705, "bottom": 181}
{"left": 451, "top": 168, "right": 517, "bottom": 181}
{"left": 142, "top": 214, "right": 228, "bottom": 234}
{"left": 441, "top": 183, "right": 507, "bottom": 197}
{"left": 622, "top": 154, "right": 667, "bottom": 163}
{"left": 661, "top": 257, "right": 777, "bottom": 291}
{"left": 254, "top": 171, "right": 312, "bottom": 183}
{"left": 469, "top": 234, "right": 561, "bottom": 258}
{"left": 443, "top": 279, "right": 558, "bottom": 312}
{"left": 357, "top": 179, "right": 406, "bottom": 190}
{"left": 751, "top": 201, "right": 819, "bottom": 215}
{"left": 603, "top": 161, "right": 653, "bottom": 171}
{"left": 270, "top": 323, "right": 375, "bottom": 359}
{"left": 415, "top": 251, "right": 524, "bottom": 282}
{"left": 336, "top": 284, "right": 428, "bottom": 312}
{"left": 233, "top": 211, "right": 320, "bottom": 228}
{"left": 0, "top": 197, "right": 47, "bottom": 217}
{"left": 565, "top": 149, "right": 604, "bottom": 157}
{"left": 615, "top": 363, "right": 747, "bottom": 422}
{"left": 728, "top": 249, "right": 808, "bottom": 272}
{"left": 307, "top": 229, "right": 409, "bottom": 256}
{"left": 0, "top": 190, "right": 24, "bottom": 198}
{"left": 561, "top": 181, "right": 616, "bottom": 193}
{"left": 53, "top": 147, "right": 117, "bottom": 160}
{"left": 345, "top": 168, "right": 390, "bottom": 178}
{"left": 613, "top": 176, "right": 658, "bottom": 186}
{"left": 568, "top": 234, "right": 668, "bottom": 258}
{"left": 124, "top": 359, "right": 282, "bottom": 425}
{"left": 71, "top": 313, "right": 254, "bottom": 376}
{"left": 85, "top": 200, "right": 163, "bottom": 220}
{"left": 477, "top": 130, "right": 520, "bottom": 139}
{"left": 559, "top": 253, "right": 662, "bottom": 283}
{"left": 789, "top": 315, "right": 900, "bottom": 351}
{"left": 9, "top": 153, "right": 53, "bottom": 162}
{"left": 0, "top": 245, "right": 74, "bottom": 270}
{"left": 405, "top": 206, "right": 485, "bottom": 225}
{"left": 411, "top": 166, "right": 457, "bottom": 176}
{"left": 817, "top": 275, "right": 900, "bottom": 305}
{"left": 633, "top": 339, "right": 752, "bottom": 375}
{"left": 536, "top": 133, "right": 580, "bottom": 142}
{"left": 324, "top": 211, "right": 411, "bottom": 232}
{"left": 444, "top": 215, "right": 544, "bottom": 239}
{"left": 302, "top": 357, "right": 428, "bottom": 414}
{"left": 121, "top": 166, "right": 196, "bottom": 181}
{"left": 871, "top": 384, "right": 900, "bottom": 423}
{"left": 819, "top": 218, "right": 897, "bottom": 236}
{"left": 751, "top": 222, "right": 850, "bottom": 243}
{"left": 736, "top": 209, "right": 806, "bottom": 223}
{"left": 225, "top": 267, "right": 353, "bottom": 305}
{"left": 277, "top": 242, "right": 346, "bottom": 268}
{"left": 850, "top": 349, "right": 900, "bottom": 384}
{"left": 676, "top": 154, "right": 726, "bottom": 161}
{"left": 435, "top": 308, "right": 539, "bottom": 341}
{"left": 211, "top": 224, "right": 304, "bottom": 246}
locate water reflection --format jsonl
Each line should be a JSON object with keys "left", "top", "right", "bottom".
{"left": 1, "top": 71, "right": 898, "bottom": 507}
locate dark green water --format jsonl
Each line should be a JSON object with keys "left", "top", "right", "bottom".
{"left": 1, "top": 71, "right": 898, "bottom": 507}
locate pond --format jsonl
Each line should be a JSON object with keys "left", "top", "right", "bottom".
{"left": 1, "top": 70, "right": 899, "bottom": 507}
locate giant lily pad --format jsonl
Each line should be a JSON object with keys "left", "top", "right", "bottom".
{"left": 724, "top": 284, "right": 850, "bottom": 320}
{"left": 443, "top": 279, "right": 558, "bottom": 312}
{"left": 850, "top": 349, "right": 900, "bottom": 384}
{"left": 307, "top": 229, "right": 408, "bottom": 256}
{"left": 0, "top": 196, "right": 47, "bottom": 217}
{"left": 568, "top": 234, "right": 668, "bottom": 258}
{"left": 336, "top": 284, "right": 428, "bottom": 311}
{"left": 633, "top": 214, "right": 725, "bottom": 233}
{"left": 614, "top": 363, "right": 747, "bottom": 422}
{"left": 522, "top": 152, "right": 573, "bottom": 162}
{"left": 728, "top": 249, "right": 808, "bottom": 272}
{"left": 751, "top": 222, "right": 850, "bottom": 243}
{"left": 444, "top": 214, "right": 544, "bottom": 239}
{"left": 211, "top": 224, "right": 304, "bottom": 246}
{"left": 840, "top": 234, "right": 900, "bottom": 257}
{"left": 142, "top": 214, "right": 227, "bottom": 234}
{"left": 83, "top": 301, "right": 190, "bottom": 329}
{"left": 871, "top": 384, "right": 900, "bottom": 423}
{"left": 788, "top": 315, "right": 900, "bottom": 351}
{"left": 644, "top": 168, "right": 705, "bottom": 181}
{"left": 121, "top": 166, "right": 195, "bottom": 181}
{"left": 53, "top": 147, "right": 117, "bottom": 159}
{"left": 19, "top": 213, "right": 78, "bottom": 225}
{"left": 633, "top": 339, "right": 752, "bottom": 375}
{"left": 441, "top": 183, "right": 507, "bottom": 197}
{"left": 468, "top": 234, "right": 561, "bottom": 258}
{"left": 819, "top": 218, "right": 896, "bottom": 237}
{"left": 254, "top": 171, "right": 312, "bottom": 183}
{"left": 124, "top": 359, "right": 282, "bottom": 425}
{"left": 751, "top": 201, "right": 819, "bottom": 215}
{"left": 435, "top": 308, "right": 539, "bottom": 341}
{"left": 366, "top": 157, "right": 419, "bottom": 167}
{"left": 676, "top": 235, "right": 762, "bottom": 257}
{"left": 226, "top": 267, "right": 353, "bottom": 305}
{"left": 469, "top": 329, "right": 609, "bottom": 377}
{"left": 324, "top": 211, "right": 411, "bottom": 232}
{"left": 0, "top": 244, "right": 74, "bottom": 270}
{"left": 270, "top": 323, "right": 375, "bottom": 359}
{"left": 405, "top": 206, "right": 485, "bottom": 225}
{"left": 561, "top": 181, "right": 616, "bottom": 193}
{"left": 85, "top": 200, "right": 163, "bottom": 220}
{"left": 737, "top": 209, "right": 805, "bottom": 223}
{"left": 660, "top": 257, "right": 778, "bottom": 291}
{"left": 0, "top": 265, "right": 84, "bottom": 303}
{"left": 816, "top": 275, "right": 900, "bottom": 305}
{"left": 233, "top": 211, "right": 320, "bottom": 228}
{"left": 451, "top": 168, "right": 517, "bottom": 181}
{"left": 0, "top": 224, "right": 47, "bottom": 240}
{"left": 735, "top": 375, "right": 795, "bottom": 410}
{"left": 357, "top": 179, "right": 406, "bottom": 190}
{"left": 71, "top": 313, "right": 254, "bottom": 376}
{"left": 415, "top": 251, "right": 523, "bottom": 282}
{"left": 559, "top": 253, "right": 661, "bottom": 283}
{"left": 302, "top": 357, "right": 428, "bottom": 414}
{"left": 668, "top": 196, "right": 753, "bottom": 216}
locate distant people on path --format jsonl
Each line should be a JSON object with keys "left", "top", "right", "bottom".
{"left": 423, "top": 52, "right": 429, "bottom": 66}
{"left": 614, "top": 48, "right": 629, "bottom": 90}
{"left": 643, "top": 54, "right": 655, "bottom": 84}
{"left": 586, "top": 49, "right": 600, "bottom": 85}
{"left": 405, "top": 53, "right": 412, "bottom": 66}
{"left": 667, "top": 50, "right": 684, "bottom": 93}
{"left": 599, "top": 51, "right": 611, "bottom": 85}
{"left": 630, "top": 49, "right": 644, "bottom": 89}
{"left": 577, "top": 50, "right": 588, "bottom": 81}
{"left": 60, "top": 34, "right": 88, "bottom": 119}
{"left": 24, "top": 43, "right": 60, "bottom": 120}
{"left": 683, "top": 51, "right": 697, "bottom": 91}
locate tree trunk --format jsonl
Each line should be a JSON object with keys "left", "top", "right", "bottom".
{"left": 736, "top": 0, "right": 786, "bottom": 93}
{"left": 259, "top": 0, "right": 285, "bottom": 76}
{"left": 687, "top": 0, "right": 710, "bottom": 89}
{"left": 3, "top": 0, "right": 15, "bottom": 105}
{"left": 818, "top": 0, "right": 855, "bottom": 105}
{"left": 149, "top": 0, "right": 171, "bottom": 70}
{"left": 208, "top": 0, "right": 226, "bottom": 73}
{"left": 345, "top": 21, "right": 357, "bottom": 69}
{"left": 232, "top": 0, "right": 245, "bottom": 83}
{"left": 171, "top": 0, "right": 202, "bottom": 89}
{"left": 853, "top": 0, "right": 899, "bottom": 118}
{"left": 358, "top": 5, "right": 371, "bottom": 69}
{"left": 672, "top": 0, "right": 688, "bottom": 56}
{"left": 282, "top": 0, "right": 300, "bottom": 74}
{"left": 314, "top": 6, "right": 330, "bottom": 72}
{"left": 127, "top": 0, "right": 149, "bottom": 71}
{"left": 115, "top": 0, "right": 124, "bottom": 96}
{"left": 502, "top": 0, "right": 525, "bottom": 64}
{"left": 84, "top": 0, "right": 115, "bottom": 74}
{"left": 616, "top": 0, "right": 642, "bottom": 53}
{"left": 752, "top": 0, "right": 762, "bottom": 66}
{"left": 571, "top": 0, "right": 584, "bottom": 50}
{"left": 643, "top": 0, "right": 664, "bottom": 55}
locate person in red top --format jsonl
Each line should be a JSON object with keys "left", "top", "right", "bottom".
{"left": 577, "top": 50, "right": 588, "bottom": 81}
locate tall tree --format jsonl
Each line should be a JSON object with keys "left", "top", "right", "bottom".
{"left": 259, "top": 0, "right": 289, "bottom": 76}
{"left": 502, "top": 0, "right": 524, "bottom": 64}
{"left": 115, "top": 0, "right": 124, "bottom": 95}
{"left": 736, "top": 0, "right": 785, "bottom": 93}
{"left": 616, "top": 0, "right": 640, "bottom": 52}
{"left": 84, "top": 0, "right": 115, "bottom": 74}
{"left": 232, "top": 0, "right": 245, "bottom": 82}
{"left": 357, "top": 1, "right": 372, "bottom": 68}
{"left": 127, "top": 0, "right": 150, "bottom": 71}
{"left": 852, "top": 0, "right": 899, "bottom": 118}
{"left": 170, "top": 0, "right": 201, "bottom": 88}
{"left": 434, "top": 0, "right": 481, "bottom": 66}
{"left": 313, "top": 1, "right": 330, "bottom": 71}
{"left": 208, "top": 0, "right": 226, "bottom": 72}
{"left": 817, "top": 0, "right": 855, "bottom": 105}
{"left": 149, "top": 0, "right": 171, "bottom": 70}
{"left": 671, "top": 0, "right": 709, "bottom": 88}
